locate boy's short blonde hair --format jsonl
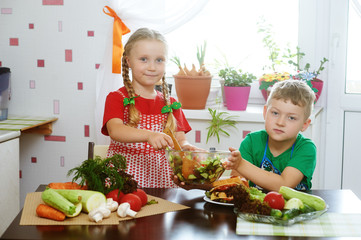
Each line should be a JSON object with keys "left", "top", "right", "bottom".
{"left": 266, "top": 80, "right": 316, "bottom": 119}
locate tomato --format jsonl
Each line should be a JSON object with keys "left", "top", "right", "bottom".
{"left": 120, "top": 193, "right": 142, "bottom": 211}
{"left": 132, "top": 189, "right": 148, "bottom": 206}
{"left": 263, "top": 191, "right": 285, "bottom": 210}
{"left": 105, "top": 189, "right": 124, "bottom": 204}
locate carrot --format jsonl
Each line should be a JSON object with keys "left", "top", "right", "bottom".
{"left": 48, "top": 182, "right": 87, "bottom": 190}
{"left": 36, "top": 204, "right": 66, "bottom": 221}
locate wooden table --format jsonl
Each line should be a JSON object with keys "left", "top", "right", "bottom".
{"left": 2, "top": 186, "right": 361, "bottom": 240}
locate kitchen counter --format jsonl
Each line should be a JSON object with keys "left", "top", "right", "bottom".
{"left": 0, "top": 130, "right": 20, "bottom": 143}
{"left": 0, "top": 116, "right": 58, "bottom": 135}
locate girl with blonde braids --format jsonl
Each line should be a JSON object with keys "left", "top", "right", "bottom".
{"left": 102, "top": 28, "right": 197, "bottom": 188}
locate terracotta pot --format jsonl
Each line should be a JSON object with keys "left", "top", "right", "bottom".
{"left": 174, "top": 75, "right": 212, "bottom": 109}
{"left": 224, "top": 86, "right": 251, "bottom": 111}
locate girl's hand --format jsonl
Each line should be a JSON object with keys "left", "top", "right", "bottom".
{"left": 225, "top": 147, "right": 242, "bottom": 170}
{"left": 147, "top": 132, "right": 174, "bottom": 150}
{"left": 181, "top": 144, "right": 205, "bottom": 152}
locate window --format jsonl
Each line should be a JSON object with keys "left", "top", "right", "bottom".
{"left": 346, "top": 0, "right": 361, "bottom": 93}
{"left": 165, "top": 0, "right": 299, "bottom": 78}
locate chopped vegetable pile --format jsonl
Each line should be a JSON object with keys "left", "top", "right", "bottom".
{"left": 231, "top": 185, "right": 327, "bottom": 221}
{"left": 167, "top": 151, "right": 227, "bottom": 184}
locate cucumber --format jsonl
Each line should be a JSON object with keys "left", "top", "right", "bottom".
{"left": 200, "top": 173, "right": 209, "bottom": 179}
{"left": 279, "top": 186, "right": 326, "bottom": 211}
{"left": 270, "top": 209, "right": 282, "bottom": 218}
{"left": 53, "top": 189, "right": 106, "bottom": 213}
{"left": 300, "top": 203, "right": 316, "bottom": 213}
{"left": 188, "top": 174, "right": 197, "bottom": 180}
{"left": 41, "top": 188, "right": 76, "bottom": 215}
{"left": 51, "top": 189, "right": 82, "bottom": 204}
{"left": 282, "top": 208, "right": 300, "bottom": 220}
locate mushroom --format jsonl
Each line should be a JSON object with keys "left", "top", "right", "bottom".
{"left": 88, "top": 203, "right": 111, "bottom": 223}
{"left": 117, "top": 203, "right": 137, "bottom": 218}
{"left": 106, "top": 198, "right": 119, "bottom": 212}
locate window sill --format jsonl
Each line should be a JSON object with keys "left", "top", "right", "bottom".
{"left": 183, "top": 104, "right": 323, "bottom": 124}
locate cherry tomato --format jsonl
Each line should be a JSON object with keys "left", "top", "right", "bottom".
{"left": 263, "top": 191, "right": 285, "bottom": 210}
{"left": 120, "top": 193, "right": 142, "bottom": 211}
{"left": 105, "top": 189, "right": 124, "bottom": 204}
{"left": 132, "top": 189, "right": 148, "bottom": 206}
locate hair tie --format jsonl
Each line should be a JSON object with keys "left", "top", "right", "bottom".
{"left": 161, "top": 102, "right": 182, "bottom": 113}
{"left": 123, "top": 95, "right": 139, "bottom": 106}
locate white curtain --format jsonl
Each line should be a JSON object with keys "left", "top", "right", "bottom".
{"left": 95, "top": 0, "right": 209, "bottom": 144}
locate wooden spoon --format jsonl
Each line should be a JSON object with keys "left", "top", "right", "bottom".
{"left": 163, "top": 127, "right": 182, "bottom": 150}
{"left": 163, "top": 127, "right": 196, "bottom": 179}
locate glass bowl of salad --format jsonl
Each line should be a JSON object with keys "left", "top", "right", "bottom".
{"left": 165, "top": 149, "right": 230, "bottom": 184}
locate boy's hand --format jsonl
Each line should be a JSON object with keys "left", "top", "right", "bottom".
{"left": 147, "top": 132, "right": 174, "bottom": 150}
{"left": 225, "top": 147, "right": 242, "bottom": 170}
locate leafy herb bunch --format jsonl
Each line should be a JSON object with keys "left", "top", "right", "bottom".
{"left": 67, "top": 154, "right": 138, "bottom": 195}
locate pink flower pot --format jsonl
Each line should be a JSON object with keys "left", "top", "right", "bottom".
{"left": 224, "top": 86, "right": 251, "bottom": 111}
{"left": 311, "top": 79, "right": 323, "bottom": 103}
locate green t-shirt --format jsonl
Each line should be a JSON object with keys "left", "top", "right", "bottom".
{"left": 239, "top": 130, "right": 316, "bottom": 190}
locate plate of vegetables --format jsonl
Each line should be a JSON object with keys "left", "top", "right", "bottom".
{"left": 165, "top": 149, "right": 230, "bottom": 184}
{"left": 231, "top": 185, "right": 328, "bottom": 226}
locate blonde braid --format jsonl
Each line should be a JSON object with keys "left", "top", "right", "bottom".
{"left": 161, "top": 76, "right": 177, "bottom": 132}
{"left": 122, "top": 55, "right": 140, "bottom": 127}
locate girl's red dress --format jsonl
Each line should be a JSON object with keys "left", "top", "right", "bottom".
{"left": 102, "top": 87, "right": 191, "bottom": 188}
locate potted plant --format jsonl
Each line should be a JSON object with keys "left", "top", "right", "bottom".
{"left": 206, "top": 108, "right": 238, "bottom": 144}
{"left": 257, "top": 17, "right": 328, "bottom": 102}
{"left": 172, "top": 41, "right": 212, "bottom": 110}
{"left": 285, "top": 47, "right": 328, "bottom": 102}
{"left": 219, "top": 67, "right": 256, "bottom": 111}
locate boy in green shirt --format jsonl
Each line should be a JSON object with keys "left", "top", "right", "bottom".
{"left": 226, "top": 80, "right": 316, "bottom": 191}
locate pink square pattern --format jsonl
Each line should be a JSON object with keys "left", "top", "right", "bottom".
{"left": 9, "top": 38, "right": 19, "bottom": 46}
{"left": 44, "top": 135, "right": 66, "bottom": 142}
{"left": 58, "top": 21, "right": 62, "bottom": 32}
{"left": 77, "top": 82, "right": 83, "bottom": 90}
{"left": 29, "top": 23, "right": 34, "bottom": 29}
{"left": 95, "top": 64, "right": 100, "bottom": 69}
{"left": 37, "top": 59, "right": 45, "bottom": 67}
{"left": 195, "top": 130, "right": 201, "bottom": 143}
{"left": 243, "top": 130, "right": 251, "bottom": 139}
{"left": 31, "top": 157, "right": 37, "bottom": 163}
{"left": 42, "top": 0, "right": 64, "bottom": 5}
{"left": 53, "top": 100, "right": 59, "bottom": 114}
{"left": 84, "top": 125, "right": 90, "bottom": 137}
{"left": 87, "top": 31, "right": 94, "bottom": 37}
{"left": 65, "top": 49, "right": 72, "bottom": 62}
{"left": 60, "top": 156, "right": 65, "bottom": 167}
{"left": 29, "top": 80, "right": 35, "bottom": 89}
{"left": 1, "top": 8, "right": 12, "bottom": 14}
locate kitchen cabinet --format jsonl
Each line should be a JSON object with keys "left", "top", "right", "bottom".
{"left": 0, "top": 116, "right": 57, "bottom": 236}
{"left": 183, "top": 104, "right": 324, "bottom": 189}
{"left": 0, "top": 135, "right": 20, "bottom": 237}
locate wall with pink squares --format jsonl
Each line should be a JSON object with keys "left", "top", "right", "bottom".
{"left": 0, "top": 0, "right": 110, "bottom": 205}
